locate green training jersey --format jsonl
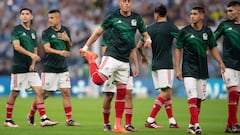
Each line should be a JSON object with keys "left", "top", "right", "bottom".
{"left": 214, "top": 20, "right": 240, "bottom": 71}
{"left": 10, "top": 24, "right": 38, "bottom": 73}
{"left": 176, "top": 25, "right": 217, "bottom": 79}
{"left": 101, "top": 9, "right": 147, "bottom": 62}
{"left": 147, "top": 22, "right": 179, "bottom": 71}
{"left": 101, "top": 29, "right": 111, "bottom": 47}
{"left": 41, "top": 26, "right": 71, "bottom": 73}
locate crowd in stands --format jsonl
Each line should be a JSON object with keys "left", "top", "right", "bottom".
{"left": 0, "top": 0, "right": 229, "bottom": 78}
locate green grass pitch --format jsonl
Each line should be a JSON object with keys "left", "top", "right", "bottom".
{"left": 0, "top": 97, "right": 233, "bottom": 135}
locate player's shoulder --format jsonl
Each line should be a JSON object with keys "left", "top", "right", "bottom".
{"left": 131, "top": 11, "right": 139, "bottom": 16}
{"left": 219, "top": 19, "right": 234, "bottom": 26}
{"left": 180, "top": 25, "right": 190, "bottom": 32}
{"left": 221, "top": 19, "right": 232, "bottom": 24}
{"left": 61, "top": 25, "right": 69, "bottom": 30}
{"left": 202, "top": 25, "right": 213, "bottom": 33}
{"left": 130, "top": 11, "right": 142, "bottom": 19}
{"left": 12, "top": 24, "right": 22, "bottom": 31}
{"left": 43, "top": 26, "right": 51, "bottom": 31}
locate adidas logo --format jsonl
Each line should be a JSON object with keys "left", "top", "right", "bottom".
{"left": 190, "top": 35, "right": 195, "bottom": 38}
{"left": 227, "top": 27, "right": 232, "bottom": 30}
{"left": 51, "top": 34, "right": 56, "bottom": 38}
{"left": 117, "top": 20, "right": 122, "bottom": 23}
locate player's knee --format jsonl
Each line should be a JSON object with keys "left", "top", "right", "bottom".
{"left": 92, "top": 72, "right": 108, "bottom": 85}
{"left": 116, "top": 84, "right": 127, "bottom": 100}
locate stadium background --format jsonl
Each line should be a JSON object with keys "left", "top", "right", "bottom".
{"left": 0, "top": 0, "right": 229, "bottom": 99}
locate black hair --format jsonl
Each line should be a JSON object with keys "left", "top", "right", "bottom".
{"left": 20, "top": 8, "right": 32, "bottom": 14}
{"left": 227, "top": 0, "right": 240, "bottom": 7}
{"left": 154, "top": 4, "right": 167, "bottom": 17}
{"left": 48, "top": 9, "right": 61, "bottom": 14}
{"left": 192, "top": 6, "right": 205, "bottom": 14}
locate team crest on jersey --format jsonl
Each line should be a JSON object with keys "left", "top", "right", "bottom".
{"left": 31, "top": 33, "right": 36, "bottom": 39}
{"left": 131, "top": 19, "right": 137, "bottom": 26}
{"left": 202, "top": 33, "right": 208, "bottom": 40}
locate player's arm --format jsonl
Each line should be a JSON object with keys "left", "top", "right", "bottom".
{"left": 210, "top": 47, "right": 225, "bottom": 73}
{"left": 136, "top": 39, "right": 148, "bottom": 67}
{"left": 43, "top": 42, "right": 70, "bottom": 57}
{"left": 141, "top": 32, "right": 151, "bottom": 48}
{"left": 81, "top": 26, "right": 104, "bottom": 51}
{"left": 130, "top": 48, "right": 139, "bottom": 77}
{"left": 29, "top": 47, "right": 38, "bottom": 72}
{"left": 12, "top": 40, "right": 40, "bottom": 62}
{"left": 214, "top": 23, "right": 224, "bottom": 40}
{"left": 174, "top": 48, "right": 183, "bottom": 81}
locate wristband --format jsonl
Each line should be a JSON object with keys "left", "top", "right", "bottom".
{"left": 82, "top": 45, "right": 89, "bottom": 51}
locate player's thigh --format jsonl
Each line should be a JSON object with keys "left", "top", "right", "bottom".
{"left": 102, "top": 75, "right": 116, "bottom": 93}
{"left": 98, "top": 56, "right": 118, "bottom": 77}
{"left": 196, "top": 79, "right": 207, "bottom": 100}
{"left": 223, "top": 68, "right": 239, "bottom": 87}
{"left": 183, "top": 77, "right": 198, "bottom": 99}
{"left": 41, "top": 72, "right": 58, "bottom": 91}
{"left": 10, "top": 73, "right": 29, "bottom": 91}
{"left": 99, "top": 56, "right": 129, "bottom": 84}
{"left": 114, "top": 62, "right": 129, "bottom": 84}
{"left": 151, "top": 71, "right": 160, "bottom": 90}
{"left": 152, "top": 69, "right": 174, "bottom": 90}
{"left": 127, "top": 76, "right": 133, "bottom": 90}
{"left": 58, "top": 72, "right": 71, "bottom": 89}
{"left": 27, "top": 72, "right": 42, "bottom": 87}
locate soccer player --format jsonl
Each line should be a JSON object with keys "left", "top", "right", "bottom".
{"left": 101, "top": 29, "right": 147, "bottom": 132}
{"left": 4, "top": 8, "right": 57, "bottom": 127}
{"left": 79, "top": 0, "right": 151, "bottom": 133}
{"left": 214, "top": 1, "right": 240, "bottom": 133}
{"left": 174, "top": 6, "right": 225, "bottom": 134}
{"left": 137, "top": 4, "right": 180, "bottom": 129}
{"left": 27, "top": 9, "right": 80, "bottom": 126}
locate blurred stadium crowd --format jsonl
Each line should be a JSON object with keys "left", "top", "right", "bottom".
{"left": 0, "top": 0, "right": 229, "bottom": 78}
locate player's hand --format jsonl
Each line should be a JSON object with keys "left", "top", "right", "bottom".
{"left": 141, "top": 56, "right": 148, "bottom": 67}
{"left": 144, "top": 38, "right": 151, "bottom": 48}
{"left": 30, "top": 54, "right": 41, "bottom": 62}
{"left": 59, "top": 50, "right": 70, "bottom": 57}
{"left": 57, "top": 31, "right": 70, "bottom": 42}
{"left": 29, "top": 64, "right": 35, "bottom": 72}
{"left": 175, "top": 69, "right": 182, "bottom": 81}
{"left": 79, "top": 45, "right": 89, "bottom": 56}
{"left": 220, "top": 62, "right": 225, "bottom": 74}
{"left": 133, "top": 67, "right": 139, "bottom": 77}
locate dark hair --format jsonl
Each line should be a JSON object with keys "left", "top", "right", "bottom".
{"left": 227, "top": 0, "right": 240, "bottom": 7}
{"left": 154, "top": 4, "right": 167, "bottom": 17}
{"left": 20, "top": 8, "right": 32, "bottom": 14}
{"left": 192, "top": 6, "right": 205, "bottom": 14}
{"left": 48, "top": 9, "right": 61, "bottom": 14}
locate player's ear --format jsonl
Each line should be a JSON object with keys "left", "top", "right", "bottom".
{"left": 200, "top": 13, "right": 204, "bottom": 20}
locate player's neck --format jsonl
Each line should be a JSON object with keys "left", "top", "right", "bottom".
{"left": 21, "top": 22, "right": 31, "bottom": 30}
{"left": 51, "top": 24, "right": 61, "bottom": 31}
{"left": 234, "top": 17, "right": 240, "bottom": 24}
{"left": 120, "top": 10, "right": 131, "bottom": 17}
{"left": 191, "top": 22, "right": 203, "bottom": 31}
{"left": 156, "top": 17, "right": 167, "bottom": 22}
